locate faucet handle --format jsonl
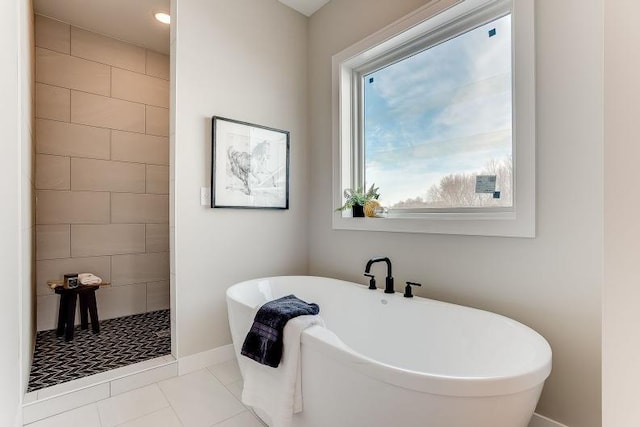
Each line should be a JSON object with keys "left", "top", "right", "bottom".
{"left": 364, "top": 273, "right": 377, "bottom": 290}
{"left": 404, "top": 281, "right": 422, "bottom": 298}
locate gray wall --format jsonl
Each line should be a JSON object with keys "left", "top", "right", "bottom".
{"left": 0, "top": 0, "right": 24, "bottom": 420}
{"left": 603, "top": 0, "right": 640, "bottom": 425}
{"left": 20, "top": 0, "right": 35, "bottom": 404}
{"left": 0, "top": 0, "right": 34, "bottom": 424}
{"left": 172, "top": 0, "right": 309, "bottom": 356}
{"left": 308, "top": 1, "right": 602, "bottom": 426}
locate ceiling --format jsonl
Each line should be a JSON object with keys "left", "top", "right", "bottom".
{"left": 278, "top": 0, "right": 331, "bottom": 16}
{"left": 33, "top": 0, "right": 171, "bottom": 54}
{"left": 32, "top": 0, "right": 330, "bottom": 55}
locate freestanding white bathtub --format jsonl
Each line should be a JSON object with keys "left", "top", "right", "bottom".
{"left": 226, "top": 276, "right": 551, "bottom": 427}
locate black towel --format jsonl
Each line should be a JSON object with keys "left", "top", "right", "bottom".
{"left": 241, "top": 294, "right": 320, "bottom": 368}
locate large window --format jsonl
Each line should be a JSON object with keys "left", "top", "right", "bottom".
{"left": 332, "top": 0, "right": 535, "bottom": 237}
{"left": 363, "top": 14, "right": 512, "bottom": 210}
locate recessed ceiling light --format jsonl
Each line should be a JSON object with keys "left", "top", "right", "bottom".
{"left": 154, "top": 12, "right": 170, "bottom": 24}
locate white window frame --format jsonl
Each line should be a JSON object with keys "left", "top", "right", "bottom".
{"left": 331, "top": 0, "right": 535, "bottom": 237}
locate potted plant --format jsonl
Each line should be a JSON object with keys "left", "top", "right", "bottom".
{"left": 337, "top": 184, "right": 380, "bottom": 217}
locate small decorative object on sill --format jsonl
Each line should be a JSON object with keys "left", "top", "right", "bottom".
{"left": 364, "top": 200, "right": 381, "bottom": 217}
{"left": 337, "top": 183, "right": 380, "bottom": 217}
{"left": 374, "top": 206, "right": 389, "bottom": 218}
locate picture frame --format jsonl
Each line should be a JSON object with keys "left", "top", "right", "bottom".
{"left": 211, "top": 116, "right": 290, "bottom": 209}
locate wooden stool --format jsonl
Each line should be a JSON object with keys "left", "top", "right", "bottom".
{"left": 50, "top": 281, "right": 109, "bottom": 341}
{"left": 54, "top": 286, "right": 78, "bottom": 341}
{"left": 78, "top": 286, "right": 100, "bottom": 334}
{"left": 54, "top": 286, "right": 100, "bottom": 341}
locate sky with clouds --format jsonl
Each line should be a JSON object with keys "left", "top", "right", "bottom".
{"left": 364, "top": 14, "right": 512, "bottom": 206}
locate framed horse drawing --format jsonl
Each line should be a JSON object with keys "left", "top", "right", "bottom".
{"left": 211, "top": 116, "right": 290, "bottom": 209}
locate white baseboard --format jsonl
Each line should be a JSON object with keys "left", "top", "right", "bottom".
{"left": 529, "top": 413, "right": 569, "bottom": 427}
{"left": 177, "top": 344, "right": 235, "bottom": 375}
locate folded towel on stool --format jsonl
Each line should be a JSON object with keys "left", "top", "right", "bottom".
{"left": 78, "top": 273, "right": 102, "bottom": 285}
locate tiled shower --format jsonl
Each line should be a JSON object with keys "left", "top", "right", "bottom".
{"left": 33, "top": 14, "right": 170, "bottom": 332}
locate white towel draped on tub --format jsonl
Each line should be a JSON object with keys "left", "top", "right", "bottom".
{"left": 241, "top": 314, "right": 325, "bottom": 427}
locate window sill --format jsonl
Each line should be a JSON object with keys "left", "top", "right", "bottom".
{"left": 332, "top": 213, "right": 534, "bottom": 238}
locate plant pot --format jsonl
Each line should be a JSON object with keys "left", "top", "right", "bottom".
{"left": 352, "top": 204, "right": 365, "bottom": 217}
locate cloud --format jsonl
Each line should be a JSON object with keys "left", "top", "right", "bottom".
{"left": 363, "top": 14, "right": 513, "bottom": 205}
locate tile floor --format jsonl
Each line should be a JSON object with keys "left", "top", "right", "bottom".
{"left": 29, "top": 310, "right": 171, "bottom": 391}
{"left": 25, "top": 359, "right": 266, "bottom": 427}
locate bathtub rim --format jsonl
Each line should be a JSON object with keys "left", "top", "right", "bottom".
{"left": 226, "top": 275, "right": 552, "bottom": 398}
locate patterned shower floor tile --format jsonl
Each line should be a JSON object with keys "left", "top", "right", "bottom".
{"left": 28, "top": 309, "right": 171, "bottom": 392}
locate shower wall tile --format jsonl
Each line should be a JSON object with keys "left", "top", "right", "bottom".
{"left": 36, "top": 48, "right": 110, "bottom": 96}
{"left": 35, "top": 83, "right": 70, "bottom": 121}
{"left": 71, "top": 158, "right": 146, "bottom": 193}
{"left": 36, "top": 224, "right": 71, "bottom": 260}
{"left": 36, "top": 294, "right": 81, "bottom": 331}
{"left": 36, "top": 190, "right": 110, "bottom": 225}
{"left": 71, "top": 91, "right": 146, "bottom": 133}
{"left": 146, "top": 224, "right": 170, "bottom": 253}
{"left": 145, "top": 106, "right": 169, "bottom": 137}
{"left": 36, "top": 283, "right": 147, "bottom": 331}
{"left": 147, "top": 281, "right": 170, "bottom": 311}
{"left": 111, "top": 252, "right": 170, "bottom": 286}
{"left": 111, "top": 131, "right": 169, "bottom": 165}
{"left": 71, "top": 224, "right": 146, "bottom": 257}
{"left": 35, "top": 15, "right": 70, "bottom": 54}
{"left": 36, "top": 119, "right": 111, "bottom": 160}
{"left": 36, "top": 294, "right": 79, "bottom": 331}
{"left": 146, "top": 165, "right": 169, "bottom": 194}
{"left": 35, "top": 16, "right": 170, "bottom": 325}
{"left": 112, "top": 68, "right": 169, "bottom": 108}
{"left": 95, "top": 284, "right": 147, "bottom": 320}
{"left": 111, "top": 193, "right": 169, "bottom": 224}
{"left": 36, "top": 154, "right": 70, "bottom": 190}
{"left": 36, "top": 256, "right": 111, "bottom": 296}
{"left": 146, "top": 51, "right": 170, "bottom": 80}
{"left": 71, "top": 27, "right": 146, "bottom": 73}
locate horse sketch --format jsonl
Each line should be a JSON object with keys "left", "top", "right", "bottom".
{"left": 226, "top": 141, "right": 277, "bottom": 195}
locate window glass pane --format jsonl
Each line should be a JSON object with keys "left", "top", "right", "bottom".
{"left": 364, "top": 14, "right": 512, "bottom": 209}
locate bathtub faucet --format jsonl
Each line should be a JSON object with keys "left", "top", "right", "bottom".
{"left": 364, "top": 257, "right": 395, "bottom": 294}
